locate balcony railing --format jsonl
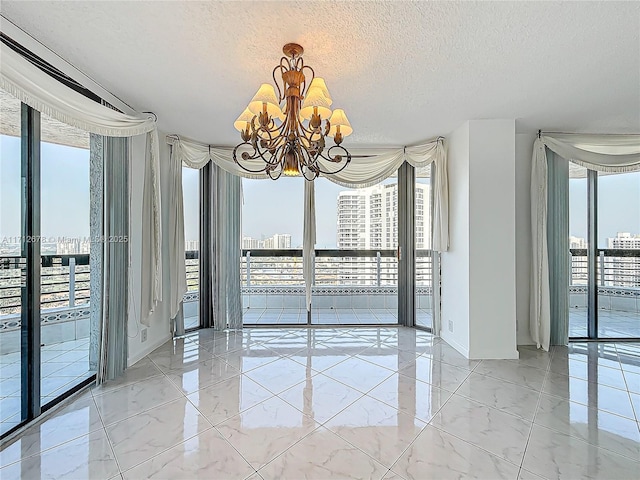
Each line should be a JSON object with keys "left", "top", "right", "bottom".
{"left": 0, "top": 255, "right": 90, "bottom": 315}
{"left": 570, "top": 248, "right": 640, "bottom": 288}
{"left": 184, "top": 249, "right": 432, "bottom": 292}
{"left": 2, "top": 248, "right": 637, "bottom": 318}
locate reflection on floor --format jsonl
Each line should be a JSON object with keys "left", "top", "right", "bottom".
{"left": 1, "top": 327, "right": 638, "bottom": 479}
{"left": 569, "top": 307, "right": 640, "bottom": 338}
{"left": 185, "top": 307, "right": 434, "bottom": 329}
{"left": 0, "top": 338, "right": 94, "bottom": 436}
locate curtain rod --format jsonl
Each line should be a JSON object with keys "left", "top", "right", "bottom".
{"left": 540, "top": 131, "right": 639, "bottom": 136}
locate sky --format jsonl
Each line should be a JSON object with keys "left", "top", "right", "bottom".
{"left": 1, "top": 133, "right": 639, "bottom": 249}
{"left": 1, "top": 135, "right": 90, "bottom": 239}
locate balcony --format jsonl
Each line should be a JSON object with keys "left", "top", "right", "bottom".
{"left": 185, "top": 249, "right": 434, "bottom": 327}
{"left": 0, "top": 255, "right": 95, "bottom": 433}
{"left": 569, "top": 248, "right": 640, "bottom": 337}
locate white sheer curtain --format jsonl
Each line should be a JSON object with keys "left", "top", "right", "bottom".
{"left": 0, "top": 41, "right": 162, "bottom": 325}
{"left": 166, "top": 134, "right": 449, "bottom": 324}
{"left": 530, "top": 133, "right": 640, "bottom": 350}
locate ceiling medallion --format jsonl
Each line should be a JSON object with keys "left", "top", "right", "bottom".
{"left": 233, "top": 43, "right": 352, "bottom": 180}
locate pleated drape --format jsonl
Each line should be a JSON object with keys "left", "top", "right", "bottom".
{"left": 546, "top": 150, "right": 570, "bottom": 346}
{"left": 212, "top": 164, "right": 243, "bottom": 330}
{"left": 95, "top": 136, "right": 130, "bottom": 384}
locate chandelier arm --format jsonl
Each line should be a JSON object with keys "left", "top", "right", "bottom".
{"left": 233, "top": 143, "right": 275, "bottom": 174}
{"left": 300, "top": 65, "right": 315, "bottom": 96}
{"left": 273, "top": 60, "right": 289, "bottom": 103}
{"left": 315, "top": 146, "right": 352, "bottom": 175}
{"left": 299, "top": 145, "right": 320, "bottom": 181}
{"left": 250, "top": 133, "right": 283, "bottom": 167}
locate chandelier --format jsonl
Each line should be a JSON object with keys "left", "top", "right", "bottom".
{"left": 233, "top": 43, "right": 352, "bottom": 180}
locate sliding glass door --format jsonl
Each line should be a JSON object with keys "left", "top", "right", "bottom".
{"left": 415, "top": 164, "right": 435, "bottom": 330}
{"left": 569, "top": 163, "right": 640, "bottom": 340}
{"left": 0, "top": 89, "right": 24, "bottom": 436}
{"left": 182, "top": 166, "right": 200, "bottom": 330}
{"left": 0, "top": 93, "right": 99, "bottom": 438}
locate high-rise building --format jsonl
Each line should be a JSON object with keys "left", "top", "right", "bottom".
{"left": 569, "top": 236, "right": 587, "bottom": 249}
{"left": 185, "top": 240, "right": 199, "bottom": 252}
{"left": 56, "top": 237, "right": 91, "bottom": 255}
{"left": 607, "top": 232, "right": 640, "bottom": 287}
{"left": 242, "top": 234, "right": 291, "bottom": 249}
{"left": 336, "top": 183, "right": 430, "bottom": 249}
{"left": 608, "top": 232, "right": 640, "bottom": 249}
{"left": 242, "top": 236, "right": 260, "bottom": 249}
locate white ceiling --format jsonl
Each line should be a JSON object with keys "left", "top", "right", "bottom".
{"left": 1, "top": 1, "right": 638, "bottom": 146}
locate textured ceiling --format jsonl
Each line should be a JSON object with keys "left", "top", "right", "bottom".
{"left": 1, "top": 1, "right": 638, "bottom": 146}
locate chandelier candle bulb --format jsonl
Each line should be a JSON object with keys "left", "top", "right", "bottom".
{"left": 233, "top": 43, "right": 352, "bottom": 180}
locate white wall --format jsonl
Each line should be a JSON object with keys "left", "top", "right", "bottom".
{"left": 440, "top": 122, "right": 470, "bottom": 356}
{"left": 128, "top": 132, "right": 172, "bottom": 365}
{"left": 515, "top": 133, "right": 536, "bottom": 345}
{"left": 441, "top": 120, "right": 518, "bottom": 359}
{"left": 467, "top": 120, "right": 517, "bottom": 358}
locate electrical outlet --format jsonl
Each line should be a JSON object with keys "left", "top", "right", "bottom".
{"left": 141, "top": 328, "right": 147, "bottom": 342}
{"left": 448, "top": 320, "right": 454, "bottom": 332}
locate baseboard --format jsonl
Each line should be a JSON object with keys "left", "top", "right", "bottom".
{"left": 468, "top": 346, "right": 520, "bottom": 360}
{"left": 128, "top": 332, "right": 170, "bottom": 366}
{"left": 440, "top": 333, "right": 470, "bottom": 358}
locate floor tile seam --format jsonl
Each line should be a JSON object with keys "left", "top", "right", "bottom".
{"left": 248, "top": 424, "right": 331, "bottom": 474}
{"left": 357, "top": 390, "right": 446, "bottom": 426}
{"left": 393, "top": 369, "right": 464, "bottom": 395}
{"left": 528, "top": 410, "right": 640, "bottom": 462}
{"left": 537, "top": 388, "right": 637, "bottom": 421}
{"left": 624, "top": 387, "right": 640, "bottom": 424}
{"left": 242, "top": 369, "right": 322, "bottom": 398}
{"left": 352, "top": 355, "right": 402, "bottom": 374}
{"left": 423, "top": 421, "right": 526, "bottom": 470}
{"left": 0, "top": 419, "right": 107, "bottom": 469}
{"left": 186, "top": 383, "right": 277, "bottom": 427}
{"left": 536, "top": 390, "right": 639, "bottom": 423}
{"left": 90, "top": 371, "right": 166, "bottom": 399}
{"left": 98, "top": 420, "right": 125, "bottom": 476}
{"left": 529, "top": 422, "right": 640, "bottom": 464}
{"left": 235, "top": 357, "right": 289, "bottom": 375}
{"left": 98, "top": 393, "right": 191, "bottom": 429}
{"left": 115, "top": 425, "right": 220, "bottom": 477}
{"left": 549, "top": 362, "right": 626, "bottom": 382}
{"left": 465, "top": 370, "right": 547, "bottom": 395}
{"left": 470, "top": 370, "right": 546, "bottom": 392}
{"left": 321, "top": 368, "right": 396, "bottom": 397}
{"left": 162, "top": 357, "right": 241, "bottom": 378}
{"left": 437, "top": 387, "right": 538, "bottom": 427}
{"left": 207, "top": 425, "right": 262, "bottom": 477}
{"left": 278, "top": 388, "right": 366, "bottom": 428}
{"left": 286, "top": 354, "right": 351, "bottom": 373}
{"left": 451, "top": 387, "right": 542, "bottom": 423}
{"left": 43, "top": 374, "right": 95, "bottom": 400}
{"left": 321, "top": 417, "right": 423, "bottom": 471}
{"left": 546, "top": 367, "right": 630, "bottom": 387}
{"left": 520, "top": 366, "right": 549, "bottom": 469}
{"left": 504, "top": 357, "right": 552, "bottom": 372}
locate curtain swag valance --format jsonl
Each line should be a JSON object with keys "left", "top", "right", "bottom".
{"left": 166, "top": 134, "right": 449, "bottom": 251}
{"left": 166, "top": 134, "right": 450, "bottom": 321}
{"left": 0, "top": 41, "right": 162, "bottom": 324}
{"left": 530, "top": 133, "right": 640, "bottom": 350}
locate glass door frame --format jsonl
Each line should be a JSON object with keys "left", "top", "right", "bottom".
{"left": 1, "top": 103, "right": 96, "bottom": 441}
{"left": 572, "top": 168, "right": 640, "bottom": 342}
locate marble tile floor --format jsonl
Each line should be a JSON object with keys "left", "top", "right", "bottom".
{"left": 569, "top": 308, "right": 640, "bottom": 338}
{"left": 0, "top": 338, "right": 95, "bottom": 437}
{"left": 1, "top": 327, "right": 639, "bottom": 479}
